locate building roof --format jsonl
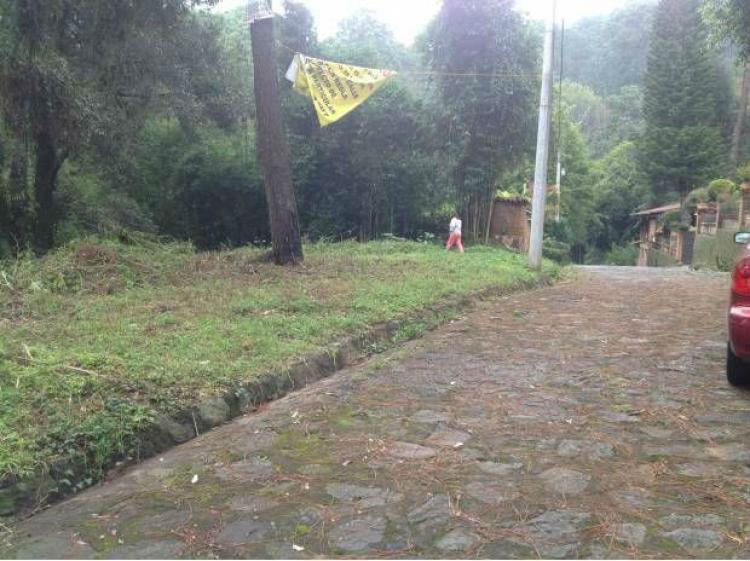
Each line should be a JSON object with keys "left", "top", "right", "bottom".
{"left": 631, "top": 203, "right": 681, "bottom": 216}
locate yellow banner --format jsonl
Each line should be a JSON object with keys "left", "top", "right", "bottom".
{"left": 285, "top": 54, "right": 396, "bottom": 127}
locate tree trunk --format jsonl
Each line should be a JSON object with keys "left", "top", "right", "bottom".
{"left": 33, "top": 131, "right": 65, "bottom": 254}
{"left": 250, "top": 15, "right": 303, "bottom": 265}
{"left": 731, "top": 61, "right": 750, "bottom": 170}
{"left": 6, "top": 150, "right": 32, "bottom": 251}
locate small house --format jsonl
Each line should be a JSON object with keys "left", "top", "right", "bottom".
{"left": 487, "top": 195, "right": 530, "bottom": 250}
{"left": 633, "top": 203, "right": 694, "bottom": 266}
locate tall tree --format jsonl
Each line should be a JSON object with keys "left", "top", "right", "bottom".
{"left": 297, "top": 13, "right": 436, "bottom": 241}
{"left": 0, "top": 0, "right": 217, "bottom": 253}
{"left": 702, "top": 0, "right": 750, "bottom": 168}
{"left": 424, "top": 0, "right": 539, "bottom": 240}
{"left": 642, "top": 0, "right": 727, "bottom": 201}
{"left": 250, "top": 14, "right": 303, "bottom": 264}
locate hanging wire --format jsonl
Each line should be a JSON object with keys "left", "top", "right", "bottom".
{"left": 277, "top": 42, "right": 538, "bottom": 79}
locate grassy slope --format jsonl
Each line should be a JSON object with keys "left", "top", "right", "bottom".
{"left": 693, "top": 229, "right": 741, "bottom": 271}
{"left": 0, "top": 238, "right": 554, "bottom": 484}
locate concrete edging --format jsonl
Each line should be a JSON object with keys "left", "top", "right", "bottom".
{"left": 0, "top": 273, "right": 553, "bottom": 518}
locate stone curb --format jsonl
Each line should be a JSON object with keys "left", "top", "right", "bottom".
{"left": 0, "top": 273, "right": 553, "bottom": 519}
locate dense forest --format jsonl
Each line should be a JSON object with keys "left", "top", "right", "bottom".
{"left": 1, "top": 0, "right": 749, "bottom": 265}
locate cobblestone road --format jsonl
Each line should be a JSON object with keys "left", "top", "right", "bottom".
{"left": 3, "top": 266, "right": 750, "bottom": 559}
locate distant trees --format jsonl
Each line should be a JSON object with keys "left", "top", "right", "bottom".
{"left": 561, "top": 82, "right": 645, "bottom": 159}
{"left": 641, "top": 0, "right": 727, "bottom": 201}
{"left": 563, "top": 2, "right": 656, "bottom": 96}
{"left": 588, "top": 142, "right": 650, "bottom": 256}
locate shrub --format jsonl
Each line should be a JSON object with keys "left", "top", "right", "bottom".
{"left": 660, "top": 209, "right": 690, "bottom": 232}
{"left": 737, "top": 162, "right": 750, "bottom": 184}
{"left": 693, "top": 229, "right": 741, "bottom": 271}
{"left": 707, "top": 178, "right": 736, "bottom": 200}
{"left": 543, "top": 238, "right": 572, "bottom": 264}
{"left": 687, "top": 187, "right": 709, "bottom": 204}
{"left": 1, "top": 235, "right": 194, "bottom": 296}
{"left": 603, "top": 244, "right": 638, "bottom": 266}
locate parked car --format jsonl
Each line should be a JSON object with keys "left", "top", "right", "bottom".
{"left": 728, "top": 231, "right": 750, "bottom": 385}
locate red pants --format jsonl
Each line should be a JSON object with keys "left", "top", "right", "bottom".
{"left": 446, "top": 232, "right": 464, "bottom": 252}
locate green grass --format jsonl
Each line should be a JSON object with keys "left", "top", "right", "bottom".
{"left": 0, "top": 237, "right": 555, "bottom": 485}
{"left": 693, "top": 229, "right": 743, "bottom": 271}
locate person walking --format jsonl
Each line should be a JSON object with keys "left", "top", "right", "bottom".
{"left": 446, "top": 212, "right": 464, "bottom": 253}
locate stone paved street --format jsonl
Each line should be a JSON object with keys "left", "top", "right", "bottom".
{"left": 3, "top": 266, "right": 750, "bottom": 559}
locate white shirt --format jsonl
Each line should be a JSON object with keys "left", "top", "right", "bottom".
{"left": 449, "top": 217, "right": 462, "bottom": 235}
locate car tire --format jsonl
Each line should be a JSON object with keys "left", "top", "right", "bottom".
{"left": 727, "top": 344, "right": 750, "bottom": 386}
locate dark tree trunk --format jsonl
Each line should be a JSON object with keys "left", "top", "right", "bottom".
{"left": 250, "top": 15, "right": 303, "bottom": 265}
{"left": 731, "top": 61, "right": 750, "bottom": 170}
{"left": 6, "top": 151, "right": 32, "bottom": 251}
{"left": 33, "top": 130, "right": 65, "bottom": 254}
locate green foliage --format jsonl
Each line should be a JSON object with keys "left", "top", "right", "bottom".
{"left": 423, "top": 0, "right": 540, "bottom": 239}
{"left": 550, "top": 107, "right": 593, "bottom": 249}
{"left": 130, "top": 120, "right": 267, "bottom": 249}
{"left": 687, "top": 186, "right": 711, "bottom": 204}
{"left": 642, "top": 0, "right": 730, "bottom": 198}
{"left": 604, "top": 86, "right": 646, "bottom": 149}
{"left": 55, "top": 161, "right": 157, "bottom": 245}
{"left": 0, "top": 0, "right": 237, "bottom": 253}
{"left": 694, "top": 228, "right": 743, "bottom": 270}
{"left": 588, "top": 142, "right": 650, "bottom": 254}
{"left": 707, "top": 178, "right": 737, "bottom": 198}
{"left": 542, "top": 237, "right": 572, "bottom": 265}
{"left": 561, "top": 82, "right": 609, "bottom": 157}
{"left": 736, "top": 162, "right": 750, "bottom": 183}
{"left": 1, "top": 236, "right": 193, "bottom": 295}
{"left": 563, "top": 2, "right": 657, "bottom": 95}
{"left": 562, "top": 81, "right": 647, "bottom": 159}
{"left": 701, "top": 0, "right": 750, "bottom": 59}
{"left": 660, "top": 210, "right": 690, "bottom": 232}
{"left": 647, "top": 248, "right": 681, "bottom": 267}
{"left": 602, "top": 244, "right": 638, "bottom": 266}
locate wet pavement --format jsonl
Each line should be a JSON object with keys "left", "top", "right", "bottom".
{"left": 3, "top": 266, "right": 750, "bottom": 559}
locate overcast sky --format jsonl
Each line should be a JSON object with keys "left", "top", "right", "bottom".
{"left": 216, "top": 0, "right": 640, "bottom": 45}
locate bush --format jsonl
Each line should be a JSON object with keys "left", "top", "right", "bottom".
{"left": 660, "top": 209, "right": 690, "bottom": 232}
{"left": 737, "top": 162, "right": 750, "bottom": 184}
{"left": 543, "top": 238, "right": 572, "bottom": 264}
{"left": 1, "top": 235, "right": 194, "bottom": 296}
{"left": 603, "top": 244, "right": 637, "bottom": 266}
{"left": 693, "top": 229, "right": 741, "bottom": 271}
{"left": 647, "top": 249, "right": 680, "bottom": 267}
{"left": 56, "top": 162, "right": 156, "bottom": 244}
{"left": 707, "top": 178, "right": 736, "bottom": 200}
{"left": 686, "top": 187, "right": 709, "bottom": 204}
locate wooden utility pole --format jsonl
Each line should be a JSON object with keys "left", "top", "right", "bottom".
{"left": 250, "top": 12, "right": 303, "bottom": 265}
{"left": 528, "top": 0, "right": 557, "bottom": 269}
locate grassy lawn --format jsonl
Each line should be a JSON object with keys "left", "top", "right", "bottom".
{"left": 0, "top": 238, "right": 554, "bottom": 487}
